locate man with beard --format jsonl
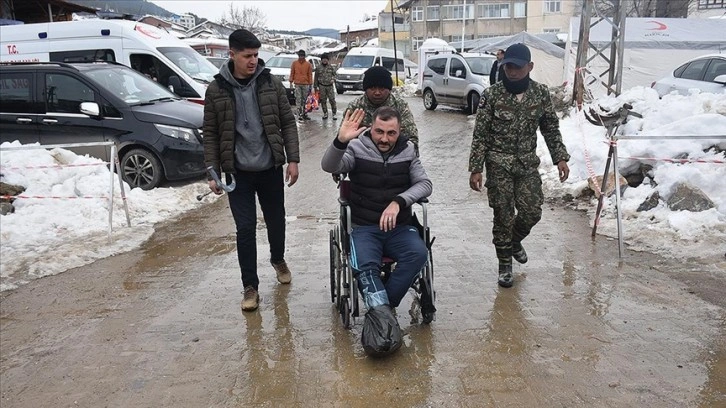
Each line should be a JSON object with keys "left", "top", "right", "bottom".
{"left": 343, "top": 66, "right": 419, "bottom": 152}
{"left": 468, "top": 43, "right": 570, "bottom": 288}
{"left": 314, "top": 53, "right": 338, "bottom": 120}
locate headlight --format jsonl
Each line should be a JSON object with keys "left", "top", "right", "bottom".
{"left": 154, "top": 124, "right": 198, "bottom": 144}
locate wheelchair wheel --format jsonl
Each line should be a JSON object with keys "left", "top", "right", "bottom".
{"left": 420, "top": 254, "right": 436, "bottom": 324}
{"left": 341, "top": 295, "right": 351, "bottom": 329}
{"left": 329, "top": 229, "right": 337, "bottom": 303}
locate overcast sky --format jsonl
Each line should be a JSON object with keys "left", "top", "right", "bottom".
{"left": 153, "top": 1, "right": 388, "bottom": 32}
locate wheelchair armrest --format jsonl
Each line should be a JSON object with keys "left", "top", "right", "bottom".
{"left": 337, "top": 197, "right": 349, "bottom": 206}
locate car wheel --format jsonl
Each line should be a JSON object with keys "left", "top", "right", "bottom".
{"left": 121, "top": 148, "right": 163, "bottom": 190}
{"left": 423, "top": 89, "right": 437, "bottom": 110}
{"left": 467, "top": 91, "right": 481, "bottom": 114}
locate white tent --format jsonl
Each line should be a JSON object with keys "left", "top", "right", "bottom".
{"left": 417, "top": 38, "right": 456, "bottom": 90}
{"left": 470, "top": 31, "right": 566, "bottom": 87}
{"left": 564, "top": 17, "right": 726, "bottom": 94}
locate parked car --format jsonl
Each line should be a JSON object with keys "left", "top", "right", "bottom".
{"left": 0, "top": 61, "right": 205, "bottom": 190}
{"left": 265, "top": 53, "right": 321, "bottom": 105}
{"left": 336, "top": 47, "right": 406, "bottom": 93}
{"left": 421, "top": 52, "right": 495, "bottom": 114}
{"left": 651, "top": 54, "right": 726, "bottom": 97}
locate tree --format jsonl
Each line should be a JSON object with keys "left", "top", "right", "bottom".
{"left": 593, "top": 0, "right": 695, "bottom": 18}
{"left": 218, "top": 4, "right": 266, "bottom": 32}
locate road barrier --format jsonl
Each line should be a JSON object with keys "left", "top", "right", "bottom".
{"left": 0, "top": 142, "right": 131, "bottom": 238}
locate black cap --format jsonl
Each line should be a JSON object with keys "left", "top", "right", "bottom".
{"left": 229, "top": 29, "right": 261, "bottom": 50}
{"left": 362, "top": 66, "right": 393, "bottom": 90}
{"left": 501, "top": 43, "right": 531, "bottom": 67}
{"left": 297, "top": 49, "right": 306, "bottom": 56}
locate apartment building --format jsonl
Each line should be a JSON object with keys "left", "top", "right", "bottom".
{"left": 399, "top": 0, "right": 577, "bottom": 60}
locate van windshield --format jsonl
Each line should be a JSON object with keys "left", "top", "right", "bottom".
{"left": 158, "top": 46, "right": 218, "bottom": 83}
{"left": 464, "top": 56, "right": 495, "bottom": 76}
{"left": 265, "top": 56, "right": 294, "bottom": 68}
{"left": 342, "top": 55, "right": 375, "bottom": 69}
{"left": 84, "top": 66, "right": 179, "bottom": 105}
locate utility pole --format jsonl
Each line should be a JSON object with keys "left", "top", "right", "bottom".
{"left": 390, "top": 0, "right": 400, "bottom": 85}
{"left": 461, "top": 0, "right": 466, "bottom": 52}
{"left": 574, "top": 0, "right": 628, "bottom": 109}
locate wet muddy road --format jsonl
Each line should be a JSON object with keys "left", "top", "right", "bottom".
{"left": 1, "top": 94, "right": 724, "bottom": 407}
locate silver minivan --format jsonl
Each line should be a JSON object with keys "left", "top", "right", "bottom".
{"left": 421, "top": 52, "right": 495, "bottom": 114}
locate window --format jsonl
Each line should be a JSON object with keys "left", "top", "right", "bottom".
{"left": 544, "top": 0, "right": 561, "bottom": 13}
{"left": 704, "top": 58, "right": 726, "bottom": 82}
{"left": 45, "top": 74, "right": 95, "bottom": 114}
{"left": 514, "top": 2, "right": 527, "bottom": 17}
{"left": 50, "top": 49, "right": 116, "bottom": 63}
{"left": 678, "top": 59, "right": 709, "bottom": 80}
{"left": 426, "top": 5, "right": 439, "bottom": 20}
{"left": 412, "top": 6, "right": 423, "bottom": 21}
{"left": 427, "top": 58, "right": 446, "bottom": 75}
{"left": 412, "top": 37, "right": 424, "bottom": 51}
{"left": 449, "top": 58, "right": 466, "bottom": 78}
{"left": 381, "top": 57, "right": 404, "bottom": 72}
{"left": 478, "top": 3, "right": 510, "bottom": 18}
{"left": 698, "top": 0, "right": 725, "bottom": 10}
{"left": 0, "top": 72, "right": 38, "bottom": 114}
{"left": 443, "top": 4, "right": 475, "bottom": 20}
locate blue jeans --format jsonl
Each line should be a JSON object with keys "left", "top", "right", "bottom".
{"left": 227, "top": 166, "right": 285, "bottom": 290}
{"left": 349, "top": 225, "right": 428, "bottom": 308}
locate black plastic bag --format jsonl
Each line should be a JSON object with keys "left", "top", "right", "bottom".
{"left": 361, "top": 305, "right": 402, "bottom": 357}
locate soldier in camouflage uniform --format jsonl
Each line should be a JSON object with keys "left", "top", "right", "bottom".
{"left": 314, "top": 53, "right": 337, "bottom": 120}
{"left": 468, "top": 44, "right": 570, "bottom": 288}
{"left": 342, "top": 66, "right": 419, "bottom": 152}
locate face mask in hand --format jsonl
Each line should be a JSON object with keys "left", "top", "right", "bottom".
{"left": 502, "top": 74, "right": 530, "bottom": 95}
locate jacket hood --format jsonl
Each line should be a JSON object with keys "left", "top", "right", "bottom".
{"left": 218, "top": 59, "right": 268, "bottom": 87}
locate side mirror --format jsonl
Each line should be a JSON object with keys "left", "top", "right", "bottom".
{"left": 168, "top": 75, "right": 183, "bottom": 94}
{"left": 80, "top": 102, "right": 100, "bottom": 117}
{"left": 713, "top": 74, "right": 726, "bottom": 85}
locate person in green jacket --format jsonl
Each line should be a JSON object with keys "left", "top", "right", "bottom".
{"left": 203, "top": 29, "right": 300, "bottom": 312}
{"left": 468, "top": 43, "right": 570, "bottom": 288}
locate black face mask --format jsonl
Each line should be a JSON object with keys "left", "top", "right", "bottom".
{"left": 502, "top": 73, "right": 530, "bottom": 94}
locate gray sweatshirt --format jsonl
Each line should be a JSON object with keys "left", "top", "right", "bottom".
{"left": 219, "top": 62, "right": 274, "bottom": 172}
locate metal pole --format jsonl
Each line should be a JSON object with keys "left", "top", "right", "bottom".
{"left": 108, "top": 145, "right": 116, "bottom": 239}
{"left": 390, "top": 0, "right": 400, "bottom": 85}
{"left": 48, "top": 3, "right": 53, "bottom": 22}
{"left": 614, "top": 0, "right": 628, "bottom": 95}
{"left": 461, "top": 0, "right": 466, "bottom": 52}
{"left": 573, "top": 0, "right": 592, "bottom": 110}
{"left": 612, "top": 140, "right": 624, "bottom": 257}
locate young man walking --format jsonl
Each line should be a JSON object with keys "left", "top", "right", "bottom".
{"left": 203, "top": 29, "right": 300, "bottom": 311}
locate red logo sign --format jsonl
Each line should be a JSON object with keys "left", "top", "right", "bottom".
{"left": 646, "top": 20, "right": 667, "bottom": 31}
{"left": 134, "top": 24, "right": 161, "bottom": 39}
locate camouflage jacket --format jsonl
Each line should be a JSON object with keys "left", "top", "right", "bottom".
{"left": 468, "top": 80, "right": 569, "bottom": 173}
{"left": 314, "top": 64, "right": 337, "bottom": 87}
{"left": 343, "top": 93, "right": 419, "bottom": 148}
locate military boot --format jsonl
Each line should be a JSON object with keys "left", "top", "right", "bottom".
{"left": 512, "top": 241, "right": 528, "bottom": 264}
{"left": 495, "top": 243, "right": 514, "bottom": 288}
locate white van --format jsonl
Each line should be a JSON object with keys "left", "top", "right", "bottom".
{"left": 335, "top": 47, "right": 406, "bottom": 94}
{"left": 0, "top": 19, "right": 218, "bottom": 104}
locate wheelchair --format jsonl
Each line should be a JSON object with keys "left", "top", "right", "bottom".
{"left": 329, "top": 178, "right": 436, "bottom": 329}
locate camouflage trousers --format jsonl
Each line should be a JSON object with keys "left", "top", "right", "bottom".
{"left": 294, "top": 84, "right": 310, "bottom": 115}
{"left": 485, "top": 158, "right": 543, "bottom": 248}
{"left": 318, "top": 85, "right": 336, "bottom": 115}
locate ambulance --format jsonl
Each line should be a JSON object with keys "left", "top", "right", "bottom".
{"left": 0, "top": 19, "right": 218, "bottom": 104}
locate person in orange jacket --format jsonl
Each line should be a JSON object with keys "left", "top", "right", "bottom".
{"left": 290, "top": 49, "right": 313, "bottom": 121}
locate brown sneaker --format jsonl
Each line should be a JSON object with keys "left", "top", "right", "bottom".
{"left": 241, "top": 286, "right": 259, "bottom": 311}
{"left": 272, "top": 261, "right": 292, "bottom": 284}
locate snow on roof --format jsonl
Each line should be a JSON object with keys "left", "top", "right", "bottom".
{"left": 339, "top": 18, "right": 378, "bottom": 33}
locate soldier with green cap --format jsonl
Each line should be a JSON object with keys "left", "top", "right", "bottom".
{"left": 314, "top": 53, "right": 338, "bottom": 120}
{"left": 468, "top": 43, "right": 570, "bottom": 288}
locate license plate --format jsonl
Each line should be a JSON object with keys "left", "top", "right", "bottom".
{"left": 343, "top": 85, "right": 353, "bottom": 89}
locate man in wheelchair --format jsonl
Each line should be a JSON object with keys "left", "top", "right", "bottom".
{"left": 321, "top": 106, "right": 433, "bottom": 330}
